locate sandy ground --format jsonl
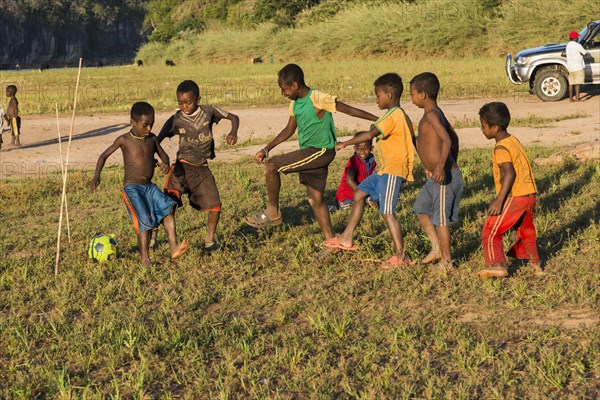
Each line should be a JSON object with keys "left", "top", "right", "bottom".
{"left": 0, "top": 95, "right": 598, "bottom": 178}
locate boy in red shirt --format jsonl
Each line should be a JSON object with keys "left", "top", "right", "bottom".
{"left": 334, "top": 136, "right": 377, "bottom": 210}
{"left": 478, "top": 102, "right": 543, "bottom": 278}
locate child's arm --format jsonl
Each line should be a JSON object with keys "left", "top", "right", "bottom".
{"left": 90, "top": 137, "right": 123, "bottom": 191}
{"left": 157, "top": 116, "right": 175, "bottom": 144}
{"left": 336, "top": 101, "right": 378, "bottom": 121}
{"left": 488, "top": 156, "right": 516, "bottom": 216}
{"left": 153, "top": 136, "right": 171, "bottom": 175}
{"left": 345, "top": 168, "right": 359, "bottom": 191}
{"left": 254, "top": 117, "right": 297, "bottom": 163}
{"left": 224, "top": 112, "right": 240, "bottom": 146}
{"left": 335, "top": 128, "right": 379, "bottom": 151}
{"left": 426, "top": 111, "right": 452, "bottom": 184}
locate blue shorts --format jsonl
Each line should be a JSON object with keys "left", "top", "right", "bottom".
{"left": 357, "top": 173, "right": 404, "bottom": 214}
{"left": 122, "top": 183, "right": 177, "bottom": 234}
{"left": 412, "top": 167, "right": 464, "bottom": 227}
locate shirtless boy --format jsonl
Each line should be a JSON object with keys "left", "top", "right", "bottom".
{"left": 91, "top": 102, "right": 189, "bottom": 266}
{"left": 409, "top": 72, "right": 464, "bottom": 273}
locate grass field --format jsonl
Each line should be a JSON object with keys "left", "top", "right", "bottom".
{"left": 0, "top": 57, "right": 523, "bottom": 116}
{"left": 0, "top": 148, "right": 598, "bottom": 398}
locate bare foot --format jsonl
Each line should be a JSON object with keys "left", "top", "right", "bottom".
{"left": 141, "top": 259, "right": 152, "bottom": 268}
{"left": 427, "top": 260, "right": 454, "bottom": 273}
{"left": 171, "top": 240, "right": 190, "bottom": 260}
{"left": 529, "top": 262, "right": 544, "bottom": 275}
{"left": 477, "top": 264, "right": 508, "bottom": 278}
{"left": 421, "top": 250, "right": 441, "bottom": 264}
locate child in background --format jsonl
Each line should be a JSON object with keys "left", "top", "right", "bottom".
{"left": 5, "top": 85, "right": 21, "bottom": 146}
{"left": 334, "top": 136, "right": 377, "bottom": 210}
{"left": 478, "top": 102, "right": 542, "bottom": 278}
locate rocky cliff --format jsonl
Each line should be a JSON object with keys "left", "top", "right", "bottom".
{"left": 0, "top": 14, "right": 145, "bottom": 69}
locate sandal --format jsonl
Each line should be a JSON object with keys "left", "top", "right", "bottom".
{"left": 171, "top": 240, "right": 190, "bottom": 260}
{"left": 244, "top": 211, "right": 283, "bottom": 228}
{"left": 323, "top": 237, "right": 358, "bottom": 251}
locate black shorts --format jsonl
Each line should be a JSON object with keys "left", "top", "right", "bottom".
{"left": 268, "top": 147, "right": 335, "bottom": 193}
{"left": 164, "top": 161, "right": 221, "bottom": 211}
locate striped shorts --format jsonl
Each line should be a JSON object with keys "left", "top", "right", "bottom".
{"left": 268, "top": 147, "right": 335, "bottom": 193}
{"left": 357, "top": 172, "right": 404, "bottom": 215}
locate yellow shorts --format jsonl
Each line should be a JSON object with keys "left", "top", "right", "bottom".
{"left": 568, "top": 69, "right": 584, "bottom": 85}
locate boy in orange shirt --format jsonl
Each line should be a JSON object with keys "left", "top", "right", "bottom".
{"left": 478, "top": 102, "right": 542, "bottom": 278}
{"left": 325, "top": 73, "right": 416, "bottom": 269}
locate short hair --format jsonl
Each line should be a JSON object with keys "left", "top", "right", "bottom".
{"left": 176, "top": 80, "right": 200, "bottom": 98}
{"left": 373, "top": 73, "right": 403, "bottom": 100}
{"left": 479, "top": 102, "right": 511, "bottom": 130}
{"left": 354, "top": 132, "right": 373, "bottom": 147}
{"left": 278, "top": 64, "right": 305, "bottom": 86}
{"left": 6, "top": 84, "right": 17, "bottom": 94}
{"left": 410, "top": 72, "right": 440, "bottom": 100}
{"left": 130, "top": 101, "right": 155, "bottom": 121}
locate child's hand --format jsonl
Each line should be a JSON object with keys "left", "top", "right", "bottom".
{"left": 226, "top": 131, "right": 238, "bottom": 146}
{"left": 89, "top": 178, "right": 100, "bottom": 192}
{"left": 424, "top": 168, "right": 433, "bottom": 179}
{"left": 487, "top": 199, "right": 503, "bottom": 216}
{"left": 335, "top": 142, "right": 346, "bottom": 152}
{"left": 432, "top": 164, "right": 445, "bottom": 184}
{"left": 254, "top": 149, "right": 267, "bottom": 163}
{"left": 157, "top": 161, "right": 169, "bottom": 175}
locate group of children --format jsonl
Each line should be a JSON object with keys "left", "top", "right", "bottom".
{"left": 0, "top": 84, "right": 21, "bottom": 150}
{"left": 91, "top": 63, "right": 542, "bottom": 278}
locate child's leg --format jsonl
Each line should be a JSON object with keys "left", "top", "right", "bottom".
{"left": 205, "top": 210, "right": 220, "bottom": 245}
{"left": 162, "top": 214, "right": 189, "bottom": 259}
{"left": 136, "top": 231, "right": 151, "bottom": 267}
{"left": 337, "top": 189, "right": 369, "bottom": 246}
{"left": 481, "top": 198, "right": 527, "bottom": 266}
{"left": 307, "top": 185, "right": 335, "bottom": 240}
{"left": 437, "top": 225, "right": 452, "bottom": 265}
{"left": 507, "top": 200, "right": 540, "bottom": 264}
{"left": 417, "top": 214, "right": 440, "bottom": 263}
{"left": 381, "top": 213, "right": 406, "bottom": 258}
{"left": 264, "top": 162, "right": 282, "bottom": 219}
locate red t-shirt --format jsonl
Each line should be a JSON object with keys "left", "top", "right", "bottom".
{"left": 335, "top": 154, "right": 376, "bottom": 203}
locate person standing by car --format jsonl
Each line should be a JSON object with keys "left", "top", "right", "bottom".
{"left": 566, "top": 31, "right": 588, "bottom": 102}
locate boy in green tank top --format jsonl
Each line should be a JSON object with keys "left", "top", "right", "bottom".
{"left": 245, "top": 64, "right": 378, "bottom": 244}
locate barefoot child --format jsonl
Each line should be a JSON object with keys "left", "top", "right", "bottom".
{"left": 245, "top": 63, "right": 377, "bottom": 242}
{"left": 334, "top": 135, "right": 377, "bottom": 210}
{"left": 158, "top": 80, "right": 239, "bottom": 252}
{"left": 409, "top": 72, "right": 463, "bottom": 272}
{"left": 5, "top": 85, "right": 21, "bottom": 146}
{"left": 326, "top": 73, "right": 416, "bottom": 269}
{"left": 478, "top": 102, "right": 542, "bottom": 278}
{"left": 91, "top": 102, "right": 189, "bottom": 267}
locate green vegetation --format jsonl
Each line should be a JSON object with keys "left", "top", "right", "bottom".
{"left": 137, "top": 0, "right": 599, "bottom": 63}
{"left": 0, "top": 58, "right": 524, "bottom": 115}
{"left": 453, "top": 112, "right": 592, "bottom": 129}
{"left": 1, "top": 148, "right": 599, "bottom": 397}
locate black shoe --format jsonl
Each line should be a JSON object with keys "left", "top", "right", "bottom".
{"left": 202, "top": 241, "right": 220, "bottom": 253}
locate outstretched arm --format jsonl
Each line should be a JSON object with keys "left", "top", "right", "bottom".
{"left": 90, "top": 137, "right": 123, "bottom": 191}
{"left": 336, "top": 101, "right": 378, "bottom": 121}
{"left": 224, "top": 112, "right": 240, "bottom": 146}
{"left": 254, "top": 116, "right": 297, "bottom": 163}
{"left": 335, "top": 127, "right": 379, "bottom": 151}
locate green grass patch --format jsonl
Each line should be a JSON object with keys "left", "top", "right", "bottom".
{"left": 452, "top": 112, "right": 592, "bottom": 129}
{"left": 0, "top": 57, "right": 524, "bottom": 116}
{"left": 0, "top": 148, "right": 599, "bottom": 397}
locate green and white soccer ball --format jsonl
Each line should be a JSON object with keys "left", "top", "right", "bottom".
{"left": 88, "top": 233, "right": 118, "bottom": 262}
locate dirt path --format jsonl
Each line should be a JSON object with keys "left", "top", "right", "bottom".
{"left": 1, "top": 95, "right": 598, "bottom": 178}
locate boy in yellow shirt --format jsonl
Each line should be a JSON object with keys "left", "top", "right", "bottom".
{"left": 325, "top": 73, "right": 416, "bottom": 269}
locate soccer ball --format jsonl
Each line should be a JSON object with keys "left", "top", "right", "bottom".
{"left": 88, "top": 233, "right": 118, "bottom": 262}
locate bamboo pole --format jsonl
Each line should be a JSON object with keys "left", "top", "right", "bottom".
{"left": 55, "top": 58, "right": 83, "bottom": 276}
{"left": 55, "top": 103, "right": 71, "bottom": 242}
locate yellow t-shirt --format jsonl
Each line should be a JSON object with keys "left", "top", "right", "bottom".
{"left": 371, "top": 107, "right": 414, "bottom": 181}
{"left": 493, "top": 135, "right": 537, "bottom": 196}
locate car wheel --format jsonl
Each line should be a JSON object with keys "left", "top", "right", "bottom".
{"left": 533, "top": 69, "right": 568, "bottom": 102}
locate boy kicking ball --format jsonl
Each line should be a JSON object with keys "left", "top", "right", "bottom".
{"left": 91, "top": 102, "right": 189, "bottom": 267}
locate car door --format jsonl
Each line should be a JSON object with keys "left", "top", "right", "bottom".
{"left": 583, "top": 25, "right": 600, "bottom": 83}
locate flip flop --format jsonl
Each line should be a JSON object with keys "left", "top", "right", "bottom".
{"left": 171, "top": 240, "right": 190, "bottom": 260}
{"left": 323, "top": 237, "right": 358, "bottom": 251}
{"left": 244, "top": 211, "right": 283, "bottom": 228}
